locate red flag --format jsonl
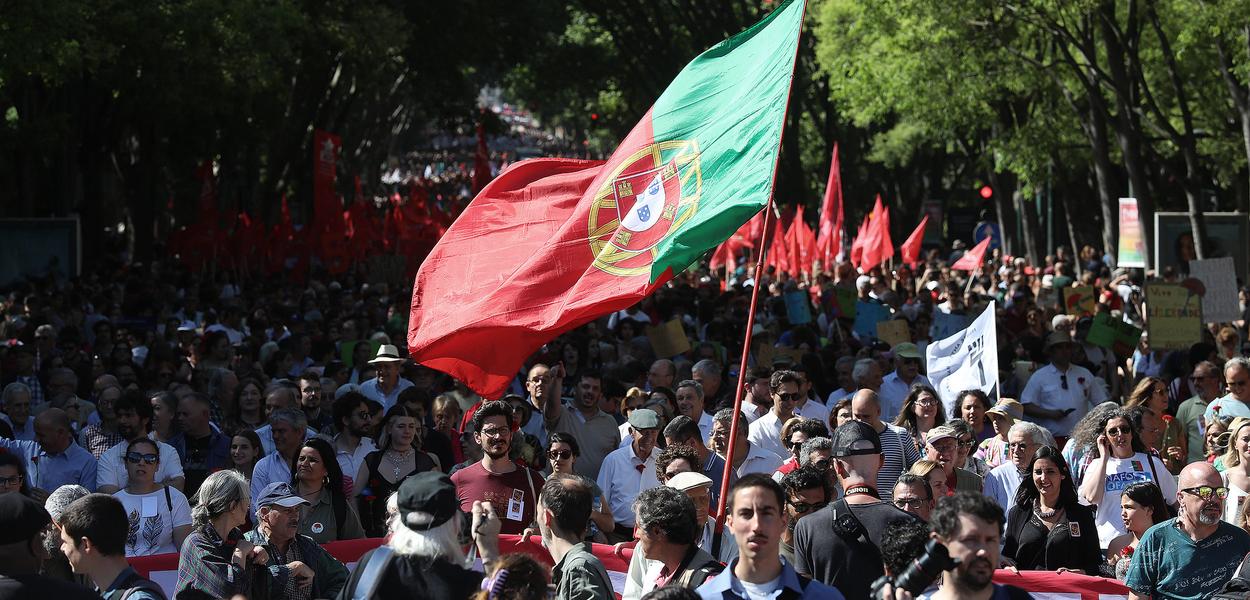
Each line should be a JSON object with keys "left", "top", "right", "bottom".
{"left": 766, "top": 210, "right": 791, "bottom": 276}
{"left": 859, "top": 195, "right": 892, "bottom": 272}
{"left": 900, "top": 214, "right": 929, "bottom": 267}
{"left": 849, "top": 216, "right": 868, "bottom": 268}
{"left": 815, "top": 143, "right": 843, "bottom": 270}
{"left": 709, "top": 211, "right": 758, "bottom": 273}
{"left": 951, "top": 237, "right": 991, "bottom": 271}
{"left": 798, "top": 209, "right": 817, "bottom": 275}
{"left": 312, "top": 130, "right": 342, "bottom": 231}
{"left": 473, "top": 116, "right": 492, "bottom": 194}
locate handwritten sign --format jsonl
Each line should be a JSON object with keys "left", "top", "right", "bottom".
{"left": 1062, "top": 286, "right": 1097, "bottom": 317}
{"left": 1086, "top": 313, "right": 1143, "bottom": 359}
{"left": 646, "top": 319, "right": 692, "bottom": 358}
{"left": 1145, "top": 283, "right": 1203, "bottom": 350}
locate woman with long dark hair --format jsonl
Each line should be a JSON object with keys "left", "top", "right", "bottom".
{"left": 1106, "top": 482, "right": 1172, "bottom": 581}
{"left": 1079, "top": 408, "right": 1177, "bottom": 550}
{"left": 354, "top": 405, "right": 438, "bottom": 537}
{"left": 291, "top": 437, "right": 364, "bottom": 543}
{"left": 893, "top": 384, "right": 946, "bottom": 453}
{"left": 1003, "top": 446, "right": 1101, "bottom": 573}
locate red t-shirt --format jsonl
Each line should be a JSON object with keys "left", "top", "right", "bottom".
{"left": 449, "top": 462, "right": 544, "bottom": 535}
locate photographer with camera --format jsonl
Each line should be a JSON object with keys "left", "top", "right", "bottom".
{"left": 877, "top": 492, "right": 1030, "bottom": 600}
{"left": 794, "top": 420, "right": 921, "bottom": 599}
{"left": 873, "top": 520, "right": 944, "bottom": 598}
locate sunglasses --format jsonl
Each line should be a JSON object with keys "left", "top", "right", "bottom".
{"left": 894, "top": 497, "right": 930, "bottom": 510}
{"left": 777, "top": 393, "right": 801, "bottom": 403}
{"left": 788, "top": 499, "right": 828, "bottom": 514}
{"left": 809, "top": 459, "right": 832, "bottom": 471}
{"left": 125, "top": 452, "right": 159, "bottom": 465}
{"left": 1106, "top": 427, "right": 1131, "bottom": 436}
{"left": 1008, "top": 442, "right": 1034, "bottom": 450}
{"left": 1180, "top": 486, "right": 1229, "bottom": 501}
{"left": 548, "top": 450, "right": 572, "bottom": 461}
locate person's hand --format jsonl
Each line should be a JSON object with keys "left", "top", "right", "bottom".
{"left": 1097, "top": 434, "right": 1111, "bottom": 456}
{"left": 250, "top": 545, "right": 270, "bottom": 566}
{"left": 1166, "top": 445, "right": 1184, "bottom": 463}
{"left": 519, "top": 526, "right": 539, "bottom": 543}
{"left": 287, "top": 561, "right": 314, "bottom": 587}
{"left": 999, "top": 556, "right": 1017, "bottom": 568}
{"left": 472, "top": 501, "right": 501, "bottom": 541}
{"left": 875, "top": 581, "right": 915, "bottom": 600}
{"left": 1057, "top": 568, "right": 1084, "bottom": 575}
{"left": 232, "top": 540, "right": 254, "bottom": 570}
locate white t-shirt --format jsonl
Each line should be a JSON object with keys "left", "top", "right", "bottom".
{"left": 98, "top": 440, "right": 184, "bottom": 490}
{"left": 738, "top": 574, "right": 783, "bottom": 600}
{"left": 114, "top": 486, "right": 192, "bottom": 556}
{"left": 1092, "top": 452, "right": 1177, "bottom": 548}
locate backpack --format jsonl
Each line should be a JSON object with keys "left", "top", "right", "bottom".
{"left": 1212, "top": 552, "right": 1250, "bottom": 600}
{"left": 113, "top": 569, "right": 168, "bottom": 600}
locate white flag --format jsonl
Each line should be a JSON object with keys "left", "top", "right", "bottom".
{"left": 926, "top": 301, "right": 999, "bottom": 418}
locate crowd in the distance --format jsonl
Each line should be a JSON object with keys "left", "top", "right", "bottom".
{"left": 0, "top": 238, "right": 1249, "bottom": 599}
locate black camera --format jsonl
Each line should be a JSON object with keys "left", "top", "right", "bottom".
{"left": 871, "top": 538, "right": 960, "bottom": 597}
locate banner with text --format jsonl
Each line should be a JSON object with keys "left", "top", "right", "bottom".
{"left": 927, "top": 301, "right": 999, "bottom": 418}
{"left": 1145, "top": 283, "right": 1204, "bottom": 350}
{"left": 1117, "top": 197, "right": 1146, "bottom": 268}
{"left": 1188, "top": 256, "right": 1240, "bottom": 323}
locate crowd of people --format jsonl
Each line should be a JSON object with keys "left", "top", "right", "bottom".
{"left": 0, "top": 234, "right": 1249, "bottom": 599}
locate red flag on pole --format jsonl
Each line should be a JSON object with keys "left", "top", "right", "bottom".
{"left": 766, "top": 210, "right": 791, "bottom": 276}
{"left": 900, "top": 214, "right": 929, "bottom": 267}
{"left": 849, "top": 215, "right": 868, "bottom": 268}
{"left": 815, "top": 143, "right": 843, "bottom": 270}
{"left": 709, "top": 212, "right": 758, "bottom": 273}
{"left": 951, "top": 237, "right": 991, "bottom": 271}
{"left": 859, "top": 195, "right": 892, "bottom": 272}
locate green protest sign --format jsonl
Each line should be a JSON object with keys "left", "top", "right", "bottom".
{"left": 1085, "top": 313, "right": 1142, "bottom": 359}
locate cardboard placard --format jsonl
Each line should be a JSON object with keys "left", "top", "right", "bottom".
{"left": 876, "top": 319, "right": 912, "bottom": 348}
{"left": 1062, "top": 286, "right": 1097, "bottom": 317}
{"left": 1188, "top": 257, "right": 1240, "bottom": 323}
{"left": 826, "top": 287, "right": 858, "bottom": 320}
{"left": 1145, "top": 283, "right": 1203, "bottom": 350}
{"left": 853, "top": 301, "right": 891, "bottom": 339}
{"left": 757, "top": 344, "right": 804, "bottom": 368}
{"left": 645, "top": 319, "right": 691, "bottom": 358}
{"left": 784, "top": 290, "right": 812, "bottom": 325}
{"left": 1085, "top": 313, "right": 1143, "bottom": 359}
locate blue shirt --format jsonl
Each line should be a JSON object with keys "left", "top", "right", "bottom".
{"left": 697, "top": 558, "right": 845, "bottom": 600}
{"left": 359, "top": 377, "right": 413, "bottom": 412}
{"left": 0, "top": 438, "right": 97, "bottom": 492}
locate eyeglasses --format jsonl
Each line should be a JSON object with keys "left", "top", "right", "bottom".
{"left": 0, "top": 476, "right": 20, "bottom": 487}
{"left": 958, "top": 438, "right": 974, "bottom": 449}
{"left": 480, "top": 427, "right": 511, "bottom": 438}
{"left": 894, "top": 497, "right": 930, "bottom": 510}
{"left": 916, "top": 398, "right": 939, "bottom": 408}
{"left": 787, "top": 439, "right": 805, "bottom": 451}
{"left": 125, "top": 452, "right": 158, "bottom": 465}
{"left": 777, "top": 393, "right": 801, "bottom": 403}
{"left": 1007, "top": 442, "right": 1034, "bottom": 451}
{"left": 548, "top": 450, "right": 572, "bottom": 461}
{"left": 1106, "top": 427, "right": 1131, "bottom": 436}
{"left": 788, "top": 499, "right": 828, "bottom": 514}
{"left": 1180, "top": 486, "right": 1230, "bottom": 501}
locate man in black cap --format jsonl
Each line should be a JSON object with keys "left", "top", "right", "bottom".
{"left": 338, "top": 471, "right": 500, "bottom": 598}
{"left": 244, "top": 482, "right": 344, "bottom": 600}
{"left": 792, "top": 420, "right": 921, "bottom": 599}
{"left": 0, "top": 493, "right": 98, "bottom": 598}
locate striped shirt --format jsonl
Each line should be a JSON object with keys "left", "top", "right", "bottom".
{"left": 875, "top": 422, "right": 920, "bottom": 501}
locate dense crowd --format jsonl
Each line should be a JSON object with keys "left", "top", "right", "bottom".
{"left": 0, "top": 236, "right": 1249, "bottom": 600}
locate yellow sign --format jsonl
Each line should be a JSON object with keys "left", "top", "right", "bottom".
{"left": 876, "top": 320, "right": 912, "bottom": 348}
{"left": 645, "top": 319, "right": 692, "bottom": 358}
{"left": 1145, "top": 283, "right": 1203, "bottom": 350}
{"left": 1062, "top": 286, "right": 1097, "bottom": 317}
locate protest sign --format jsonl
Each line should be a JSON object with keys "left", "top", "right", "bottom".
{"left": 1086, "top": 313, "right": 1143, "bottom": 359}
{"left": 1188, "top": 257, "right": 1240, "bottom": 323}
{"left": 926, "top": 302, "right": 998, "bottom": 417}
{"left": 784, "top": 290, "right": 812, "bottom": 324}
{"left": 1145, "top": 283, "right": 1203, "bottom": 350}
{"left": 1062, "top": 286, "right": 1097, "bottom": 316}
{"left": 1117, "top": 198, "right": 1147, "bottom": 268}
{"left": 877, "top": 319, "right": 911, "bottom": 347}
{"left": 646, "top": 319, "right": 691, "bottom": 358}
{"left": 826, "top": 286, "right": 857, "bottom": 319}
{"left": 853, "top": 301, "right": 891, "bottom": 339}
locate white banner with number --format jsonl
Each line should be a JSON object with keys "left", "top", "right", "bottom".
{"left": 927, "top": 301, "right": 999, "bottom": 418}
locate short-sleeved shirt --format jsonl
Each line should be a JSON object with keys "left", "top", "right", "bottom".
{"left": 1125, "top": 518, "right": 1250, "bottom": 599}
{"left": 1175, "top": 395, "right": 1210, "bottom": 464}
{"left": 876, "top": 422, "right": 920, "bottom": 501}
{"left": 1020, "top": 363, "right": 1106, "bottom": 436}
{"left": 1093, "top": 452, "right": 1177, "bottom": 548}
{"left": 114, "top": 486, "right": 193, "bottom": 556}
{"left": 793, "top": 499, "right": 921, "bottom": 599}
{"left": 98, "top": 439, "right": 183, "bottom": 490}
{"left": 1205, "top": 395, "right": 1250, "bottom": 424}
{"left": 449, "top": 462, "right": 543, "bottom": 535}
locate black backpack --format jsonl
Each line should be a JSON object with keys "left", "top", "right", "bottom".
{"left": 113, "top": 569, "right": 168, "bottom": 600}
{"left": 1213, "top": 552, "right": 1250, "bottom": 599}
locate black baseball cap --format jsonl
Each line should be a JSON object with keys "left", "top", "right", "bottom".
{"left": 397, "top": 471, "right": 458, "bottom": 531}
{"left": 830, "top": 420, "right": 883, "bottom": 457}
{"left": 0, "top": 493, "right": 50, "bottom": 544}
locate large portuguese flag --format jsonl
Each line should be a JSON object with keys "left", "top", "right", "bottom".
{"left": 408, "top": 0, "right": 806, "bottom": 397}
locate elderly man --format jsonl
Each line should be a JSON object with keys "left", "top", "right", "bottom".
{"left": 982, "top": 422, "right": 1053, "bottom": 523}
{"left": 648, "top": 359, "right": 677, "bottom": 392}
{"left": 1021, "top": 331, "right": 1107, "bottom": 440}
{"left": 622, "top": 486, "right": 723, "bottom": 600}
{"left": 748, "top": 370, "right": 802, "bottom": 458}
{"left": 877, "top": 344, "right": 929, "bottom": 421}
{"left": 169, "top": 393, "right": 231, "bottom": 499}
{"left": 250, "top": 409, "right": 309, "bottom": 515}
{"left": 711, "top": 408, "right": 784, "bottom": 478}
{"left": 850, "top": 389, "right": 920, "bottom": 500}
{"left": 926, "top": 423, "right": 983, "bottom": 493}
{"left": 691, "top": 360, "right": 724, "bottom": 409}
{"left": 2, "top": 382, "right": 36, "bottom": 440}
{"left": 892, "top": 473, "right": 935, "bottom": 521}
{"left": 1204, "top": 356, "right": 1250, "bottom": 422}
{"left": 1125, "top": 462, "right": 1250, "bottom": 599}
{"left": 663, "top": 415, "right": 728, "bottom": 510}
{"left": 0, "top": 408, "right": 97, "bottom": 501}
{"left": 359, "top": 344, "right": 413, "bottom": 412}
{"left": 255, "top": 383, "right": 317, "bottom": 456}
{"left": 675, "top": 380, "right": 715, "bottom": 442}
{"left": 545, "top": 370, "right": 620, "bottom": 478}
{"left": 244, "top": 482, "right": 346, "bottom": 599}
{"left": 97, "top": 393, "right": 184, "bottom": 494}
{"left": 597, "top": 409, "right": 661, "bottom": 543}
{"left": 1177, "top": 361, "right": 1223, "bottom": 463}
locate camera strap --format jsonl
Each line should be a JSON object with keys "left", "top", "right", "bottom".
{"left": 828, "top": 499, "right": 873, "bottom": 548}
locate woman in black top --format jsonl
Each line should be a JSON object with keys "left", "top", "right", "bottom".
{"left": 1003, "top": 446, "right": 1101, "bottom": 574}
{"left": 354, "top": 406, "right": 438, "bottom": 537}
